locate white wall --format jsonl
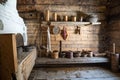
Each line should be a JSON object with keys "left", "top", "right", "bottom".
{"left": 0, "top": 0, "right": 27, "bottom": 45}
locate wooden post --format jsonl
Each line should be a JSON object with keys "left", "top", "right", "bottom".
{"left": 113, "top": 43, "right": 115, "bottom": 54}
{"left": 59, "top": 40, "right": 62, "bottom": 57}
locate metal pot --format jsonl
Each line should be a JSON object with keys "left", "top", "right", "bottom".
{"left": 65, "top": 51, "right": 73, "bottom": 59}
{"left": 73, "top": 51, "right": 81, "bottom": 57}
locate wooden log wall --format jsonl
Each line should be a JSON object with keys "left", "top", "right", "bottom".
{"left": 17, "top": 0, "right": 107, "bottom": 57}
{"left": 107, "top": 0, "right": 120, "bottom": 52}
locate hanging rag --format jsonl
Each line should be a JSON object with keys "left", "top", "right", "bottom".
{"left": 47, "top": 26, "right": 51, "bottom": 53}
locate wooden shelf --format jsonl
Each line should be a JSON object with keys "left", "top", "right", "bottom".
{"left": 41, "top": 21, "right": 101, "bottom": 26}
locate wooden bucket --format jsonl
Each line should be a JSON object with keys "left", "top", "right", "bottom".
{"left": 51, "top": 50, "right": 59, "bottom": 59}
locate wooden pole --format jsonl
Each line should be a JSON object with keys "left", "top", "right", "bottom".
{"left": 113, "top": 43, "right": 115, "bottom": 54}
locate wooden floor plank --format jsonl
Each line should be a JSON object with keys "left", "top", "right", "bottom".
{"left": 29, "top": 67, "right": 120, "bottom": 80}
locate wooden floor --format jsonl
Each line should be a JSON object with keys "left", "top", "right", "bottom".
{"left": 28, "top": 57, "right": 119, "bottom": 80}
{"left": 29, "top": 67, "right": 120, "bottom": 80}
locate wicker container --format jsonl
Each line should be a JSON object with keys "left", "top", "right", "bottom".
{"left": 51, "top": 50, "right": 59, "bottom": 59}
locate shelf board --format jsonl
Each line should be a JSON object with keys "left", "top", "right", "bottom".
{"left": 41, "top": 21, "right": 101, "bottom": 26}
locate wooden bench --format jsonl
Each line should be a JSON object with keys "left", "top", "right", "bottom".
{"left": 35, "top": 57, "right": 110, "bottom": 67}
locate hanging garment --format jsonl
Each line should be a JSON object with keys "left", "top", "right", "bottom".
{"left": 61, "top": 26, "right": 68, "bottom": 40}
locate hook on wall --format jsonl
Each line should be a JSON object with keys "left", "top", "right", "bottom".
{"left": 75, "top": 26, "right": 81, "bottom": 35}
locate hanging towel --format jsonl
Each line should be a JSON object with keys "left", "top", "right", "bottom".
{"left": 47, "top": 26, "right": 51, "bottom": 53}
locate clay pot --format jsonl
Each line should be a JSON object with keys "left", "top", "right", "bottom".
{"left": 60, "top": 53, "right": 66, "bottom": 58}
{"left": 23, "top": 45, "right": 35, "bottom": 52}
{"left": 87, "top": 51, "right": 93, "bottom": 57}
{"left": 81, "top": 50, "right": 87, "bottom": 57}
{"left": 88, "top": 14, "right": 98, "bottom": 23}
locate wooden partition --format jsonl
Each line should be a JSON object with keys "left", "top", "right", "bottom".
{"left": 107, "top": 0, "right": 120, "bottom": 52}
{"left": 0, "top": 34, "right": 18, "bottom": 80}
